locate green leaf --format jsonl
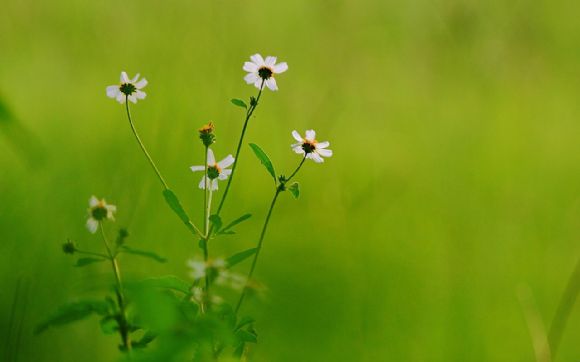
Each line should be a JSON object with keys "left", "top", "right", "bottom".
{"left": 209, "top": 214, "right": 222, "bottom": 234}
{"left": 162, "top": 189, "right": 198, "bottom": 236}
{"left": 288, "top": 182, "right": 300, "bottom": 199}
{"left": 120, "top": 246, "right": 167, "bottom": 263}
{"left": 219, "top": 214, "right": 252, "bottom": 234}
{"left": 236, "top": 329, "right": 257, "bottom": 343}
{"left": 235, "top": 316, "right": 255, "bottom": 331}
{"left": 230, "top": 98, "right": 247, "bottom": 109}
{"left": 75, "top": 257, "right": 106, "bottom": 267}
{"left": 99, "top": 315, "right": 119, "bottom": 335}
{"left": 139, "top": 276, "right": 191, "bottom": 294}
{"left": 248, "top": 143, "right": 276, "bottom": 182}
{"left": 226, "top": 248, "right": 257, "bottom": 268}
{"left": 132, "top": 330, "right": 157, "bottom": 349}
{"left": 34, "top": 299, "right": 110, "bottom": 334}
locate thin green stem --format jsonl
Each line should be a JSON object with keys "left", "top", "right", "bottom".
{"left": 215, "top": 80, "right": 265, "bottom": 216}
{"left": 235, "top": 189, "right": 281, "bottom": 314}
{"left": 99, "top": 223, "right": 131, "bottom": 353}
{"left": 548, "top": 255, "right": 580, "bottom": 359}
{"left": 286, "top": 155, "right": 307, "bottom": 183}
{"left": 124, "top": 96, "right": 168, "bottom": 189}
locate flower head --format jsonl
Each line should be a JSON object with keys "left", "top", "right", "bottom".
{"left": 190, "top": 149, "right": 235, "bottom": 191}
{"left": 291, "top": 129, "right": 333, "bottom": 163}
{"left": 243, "top": 54, "right": 288, "bottom": 91}
{"left": 62, "top": 239, "right": 77, "bottom": 255}
{"left": 106, "top": 72, "right": 147, "bottom": 104}
{"left": 86, "top": 196, "right": 116, "bottom": 233}
{"left": 198, "top": 122, "right": 216, "bottom": 147}
{"left": 187, "top": 258, "right": 226, "bottom": 281}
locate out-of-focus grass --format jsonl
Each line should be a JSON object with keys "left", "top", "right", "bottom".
{"left": 2, "top": 0, "right": 580, "bottom": 360}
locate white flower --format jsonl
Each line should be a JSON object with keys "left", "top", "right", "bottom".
{"left": 106, "top": 71, "right": 147, "bottom": 104}
{"left": 188, "top": 260, "right": 207, "bottom": 280}
{"left": 86, "top": 196, "right": 116, "bottom": 233}
{"left": 190, "top": 149, "right": 235, "bottom": 191}
{"left": 291, "top": 129, "right": 333, "bottom": 163}
{"left": 243, "top": 54, "right": 288, "bottom": 91}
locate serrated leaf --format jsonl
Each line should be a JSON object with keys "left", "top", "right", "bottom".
{"left": 163, "top": 189, "right": 198, "bottom": 236}
{"left": 75, "top": 257, "right": 106, "bottom": 267}
{"left": 34, "top": 299, "right": 110, "bottom": 334}
{"left": 139, "top": 276, "right": 191, "bottom": 294}
{"left": 248, "top": 143, "right": 276, "bottom": 182}
{"left": 219, "top": 214, "right": 252, "bottom": 234}
{"left": 230, "top": 98, "right": 247, "bottom": 109}
{"left": 226, "top": 248, "right": 257, "bottom": 268}
{"left": 209, "top": 214, "right": 222, "bottom": 234}
{"left": 120, "top": 246, "right": 167, "bottom": 263}
{"left": 99, "top": 315, "right": 119, "bottom": 335}
{"left": 288, "top": 182, "right": 300, "bottom": 199}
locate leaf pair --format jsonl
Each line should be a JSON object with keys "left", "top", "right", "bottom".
{"left": 249, "top": 143, "right": 300, "bottom": 198}
{"left": 210, "top": 213, "right": 253, "bottom": 236}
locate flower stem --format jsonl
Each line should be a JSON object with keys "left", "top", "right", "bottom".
{"left": 286, "top": 155, "right": 306, "bottom": 183}
{"left": 215, "top": 80, "right": 265, "bottom": 216}
{"left": 124, "top": 96, "right": 168, "bottom": 190}
{"left": 235, "top": 188, "right": 280, "bottom": 314}
{"left": 548, "top": 255, "right": 580, "bottom": 358}
{"left": 99, "top": 223, "right": 131, "bottom": 353}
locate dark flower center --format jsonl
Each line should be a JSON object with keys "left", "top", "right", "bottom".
{"left": 207, "top": 165, "right": 221, "bottom": 180}
{"left": 258, "top": 66, "right": 273, "bottom": 80}
{"left": 302, "top": 141, "right": 316, "bottom": 154}
{"left": 92, "top": 206, "right": 108, "bottom": 221}
{"left": 119, "top": 83, "right": 136, "bottom": 96}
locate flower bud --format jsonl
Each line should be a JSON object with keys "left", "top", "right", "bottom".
{"left": 62, "top": 239, "right": 76, "bottom": 255}
{"left": 198, "top": 122, "right": 215, "bottom": 147}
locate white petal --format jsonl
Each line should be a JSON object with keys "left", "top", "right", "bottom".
{"left": 120, "top": 71, "right": 129, "bottom": 83}
{"left": 254, "top": 79, "right": 263, "bottom": 89}
{"left": 106, "top": 204, "right": 117, "bottom": 213}
{"left": 244, "top": 72, "right": 259, "bottom": 84}
{"left": 293, "top": 145, "right": 305, "bottom": 154}
{"left": 218, "top": 155, "right": 235, "bottom": 169}
{"left": 190, "top": 165, "right": 205, "bottom": 172}
{"left": 218, "top": 173, "right": 228, "bottom": 180}
{"left": 273, "top": 62, "right": 288, "bottom": 73}
{"left": 243, "top": 62, "right": 258, "bottom": 72}
{"left": 207, "top": 148, "right": 216, "bottom": 165}
{"left": 211, "top": 179, "right": 219, "bottom": 191}
{"left": 89, "top": 196, "right": 99, "bottom": 207}
{"left": 317, "top": 141, "right": 330, "bottom": 149}
{"left": 310, "top": 153, "right": 324, "bottom": 163}
{"left": 292, "top": 130, "right": 303, "bottom": 142}
{"left": 135, "top": 90, "right": 146, "bottom": 99}
{"left": 116, "top": 93, "right": 126, "bottom": 104}
{"left": 250, "top": 54, "right": 265, "bottom": 66}
{"left": 86, "top": 218, "right": 98, "bottom": 234}
{"left": 265, "top": 77, "right": 278, "bottom": 91}
{"left": 131, "top": 73, "right": 140, "bottom": 83}
{"left": 305, "top": 130, "right": 316, "bottom": 141}
{"left": 135, "top": 78, "right": 148, "bottom": 89}
{"left": 317, "top": 148, "right": 333, "bottom": 157}
{"left": 221, "top": 169, "right": 232, "bottom": 176}
{"left": 128, "top": 95, "right": 137, "bottom": 103}
{"left": 265, "top": 56, "right": 277, "bottom": 66}
{"left": 198, "top": 176, "right": 208, "bottom": 190}
{"left": 106, "top": 85, "right": 120, "bottom": 98}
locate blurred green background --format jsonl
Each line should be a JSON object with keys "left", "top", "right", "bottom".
{"left": 2, "top": 0, "right": 580, "bottom": 360}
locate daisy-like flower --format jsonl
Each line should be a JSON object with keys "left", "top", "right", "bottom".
{"left": 243, "top": 54, "right": 288, "bottom": 91}
{"left": 187, "top": 258, "right": 226, "bottom": 281}
{"left": 86, "top": 196, "right": 116, "bottom": 234}
{"left": 291, "top": 129, "right": 333, "bottom": 163}
{"left": 106, "top": 71, "right": 147, "bottom": 104}
{"left": 190, "top": 149, "right": 235, "bottom": 191}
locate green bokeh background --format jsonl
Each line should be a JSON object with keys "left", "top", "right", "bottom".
{"left": 2, "top": 0, "right": 580, "bottom": 361}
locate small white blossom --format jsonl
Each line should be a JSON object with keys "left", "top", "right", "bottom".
{"left": 291, "top": 129, "right": 333, "bottom": 163}
{"left": 106, "top": 71, "right": 147, "bottom": 104}
{"left": 216, "top": 270, "right": 247, "bottom": 291}
{"left": 243, "top": 53, "right": 288, "bottom": 91}
{"left": 86, "top": 196, "right": 116, "bottom": 234}
{"left": 190, "top": 149, "right": 235, "bottom": 191}
{"left": 188, "top": 260, "right": 206, "bottom": 280}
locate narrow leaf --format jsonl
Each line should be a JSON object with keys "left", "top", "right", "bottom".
{"left": 209, "top": 214, "right": 222, "bottom": 234}
{"left": 220, "top": 213, "right": 252, "bottom": 234}
{"left": 288, "top": 182, "right": 300, "bottom": 199}
{"left": 163, "top": 189, "right": 198, "bottom": 236}
{"left": 120, "top": 246, "right": 167, "bottom": 263}
{"left": 230, "top": 98, "right": 247, "bottom": 109}
{"left": 235, "top": 316, "right": 255, "bottom": 331}
{"left": 226, "top": 248, "right": 257, "bottom": 268}
{"left": 34, "top": 299, "right": 110, "bottom": 334}
{"left": 139, "top": 276, "right": 191, "bottom": 294}
{"left": 75, "top": 257, "right": 106, "bottom": 267}
{"left": 248, "top": 143, "right": 276, "bottom": 182}
{"left": 132, "top": 330, "right": 157, "bottom": 349}
{"left": 236, "top": 329, "right": 258, "bottom": 343}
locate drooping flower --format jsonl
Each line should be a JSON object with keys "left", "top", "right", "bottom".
{"left": 243, "top": 54, "right": 288, "bottom": 91}
{"left": 106, "top": 72, "right": 147, "bottom": 104}
{"left": 291, "top": 129, "right": 333, "bottom": 163}
{"left": 86, "top": 196, "right": 116, "bottom": 233}
{"left": 190, "top": 149, "right": 235, "bottom": 191}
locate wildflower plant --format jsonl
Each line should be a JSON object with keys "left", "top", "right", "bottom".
{"left": 38, "top": 53, "right": 332, "bottom": 360}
